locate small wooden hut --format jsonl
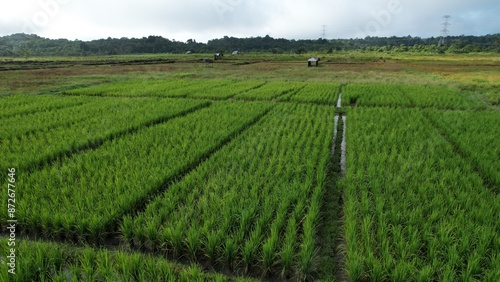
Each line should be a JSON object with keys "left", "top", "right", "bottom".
{"left": 308, "top": 57, "right": 320, "bottom": 67}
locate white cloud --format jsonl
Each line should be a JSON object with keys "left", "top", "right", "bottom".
{"left": 1, "top": 0, "right": 498, "bottom": 41}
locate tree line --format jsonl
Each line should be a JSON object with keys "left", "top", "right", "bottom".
{"left": 1, "top": 33, "right": 499, "bottom": 57}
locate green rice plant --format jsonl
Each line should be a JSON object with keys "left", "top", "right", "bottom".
{"left": 79, "top": 247, "right": 97, "bottom": 281}
{"left": 0, "top": 94, "right": 91, "bottom": 119}
{"left": 159, "top": 79, "right": 234, "bottom": 98}
{"left": 234, "top": 81, "right": 301, "bottom": 101}
{"left": 463, "top": 251, "right": 483, "bottom": 280}
{"left": 179, "top": 265, "right": 205, "bottom": 282}
{"left": 120, "top": 215, "right": 134, "bottom": 246}
{"left": 417, "top": 266, "right": 434, "bottom": 282}
{"left": 0, "top": 239, "right": 237, "bottom": 281}
{"left": 239, "top": 205, "right": 257, "bottom": 241}
{"left": 171, "top": 222, "right": 186, "bottom": 257}
{"left": 365, "top": 252, "right": 385, "bottom": 282}
{"left": 425, "top": 109, "right": 500, "bottom": 189}
{"left": 390, "top": 261, "right": 413, "bottom": 281}
{"left": 346, "top": 249, "right": 364, "bottom": 281}
{"left": 483, "top": 253, "right": 500, "bottom": 281}
{"left": 402, "top": 84, "right": 486, "bottom": 110}
{"left": 187, "top": 80, "right": 266, "bottom": 99}
{"left": 289, "top": 83, "right": 340, "bottom": 105}
{"left": 298, "top": 191, "right": 321, "bottom": 279}
{"left": 261, "top": 225, "right": 279, "bottom": 274}
{"left": 223, "top": 238, "right": 238, "bottom": 269}
{"left": 185, "top": 226, "right": 202, "bottom": 260}
{"left": 127, "top": 253, "right": 144, "bottom": 281}
{"left": 130, "top": 103, "right": 334, "bottom": 279}
{"left": 242, "top": 236, "right": 260, "bottom": 273}
{"left": 0, "top": 97, "right": 113, "bottom": 139}
{"left": 114, "top": 252, "right": 142, "bottom": 280}
{"left": 344, "top": 107, "right": 500, "bottom": 280}
{"left": 280, "top": 226, "right": 295, "bottom": 277}
{"left": 95, "top": 250, "right": 113, "bottom": 279}
{"left": 298, "top": 235, "right": 316, "bottom": 280}
{"left": 0, "top": 97, "right": 209, "bottom": 172}
{"left": 204, "top": 231, "right": 220, "bottom": 262}
{"left": 343, "top": 83, "right": 410, "bottom": 107}
{"left": 441, "top": 266, "right": 456, "bottom": 282}
{"left": 64, "top": 78, "right": 197, "bottom": 97}
{"left": 144, "top": 221, "right": 160, "bottom": 252}
{"left": 1, "top": 101, "right": 271, "bottom": 240}
{"left": 87, "top": 217, "right": 106, "bottom": 244}
{"left": 343, "top": 83, "right": 486, "bottom": 109}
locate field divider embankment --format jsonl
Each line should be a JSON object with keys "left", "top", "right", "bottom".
{"left": 421, "top": 111, "right": 499, "bottom": 193}
{"left": 17, "top": 101, "right": 211, "bottom": 175}
{"left": 317, "top": 111, "right": 348, "bottom": 280}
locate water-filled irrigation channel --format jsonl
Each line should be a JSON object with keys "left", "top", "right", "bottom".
{"left": 334, "top": 93, "right": 346, "bottom": 175}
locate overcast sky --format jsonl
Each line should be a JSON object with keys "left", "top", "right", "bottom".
{"left": 1, "top": 0, "right": 499, "bottom": 42}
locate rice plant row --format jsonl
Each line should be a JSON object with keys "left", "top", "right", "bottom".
{"left": 64, "top": 78, "right": 233, "bottom": 98}
{"left": 0, "top": 97, "right": 208, "bottom": 172}
{"left": 289, "top": 83, "right": 340, "bottom": 105}
{"left": 63, "top": 78, "right": 196, "bottom": 97}
{"left": 344, "top": 107, "right": 499, "bottom": 281}
{"left": 64, "top": 78, "right": 344, "bottom": 106}
{"left": 126, "top": 103, "right": 334, "bottom": 279}
{"left": 424, "top": 109, "right": 500, "bottom": 190}
{"left": 0, "top": 101, "right": 272, "bottom": 242}
{"left": 344, "top": 84, "right": 486, "bottom": 110}
{"left": 0, "top": 94, "right": 92, "bottom": 119}
{"left": 0, "top": 239, "right": 250, "bottom": 282}
{"left": 156, "top": 79, "right": 234, "bottom": 98}
{"left": 233, "top": 81, "right": 303, "bottom": 101}
{"left": 1, "top": 97, "right": 125, "bottom": 139}
{"left": 186, "top": 81, "right": 267, "bottom": 100}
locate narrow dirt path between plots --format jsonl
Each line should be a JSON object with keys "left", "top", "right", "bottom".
{"left": 317, "top": 109, "right": 348, "bottom": 281}
{"left": 334, "top": 92, "right": 348, "bottom": 281}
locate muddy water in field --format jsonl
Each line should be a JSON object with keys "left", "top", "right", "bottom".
{"left": 332, "top": 115, "right": 339, "bottom": 154}
{"left": 340, "top": 115, "right": 347, "bottom": 175}
{"left": 332, "top": 114, "right": 347, "bottom": 175}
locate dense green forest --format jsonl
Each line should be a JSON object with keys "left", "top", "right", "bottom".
{"left": 1, "top": 33, "right": 499, "bottom": 57}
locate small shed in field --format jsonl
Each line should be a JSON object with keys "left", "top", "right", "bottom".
{"left": 232, "top": 50, "right": 240, "bottom": 55}
{"left": 308, "top": 57, "right": 320, "bottom": 67}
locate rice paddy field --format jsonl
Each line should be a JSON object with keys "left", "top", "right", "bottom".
{"left": 1, "top": 52, "right": 499, "bottom": 281}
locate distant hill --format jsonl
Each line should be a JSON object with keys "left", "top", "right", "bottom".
{"left": 1, "top": 33, "right": 498, "bottom": 57}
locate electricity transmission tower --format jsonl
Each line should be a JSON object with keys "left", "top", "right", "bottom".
{"left": 321, "top": 25, "right": 327, "bottom": 39}
{"left": 438, "top": 15, "right": 451, "bottom": 46}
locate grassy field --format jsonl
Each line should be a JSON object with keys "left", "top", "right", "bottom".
{"left": 0, "top": 52, "right": 499, "bottom": 281}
